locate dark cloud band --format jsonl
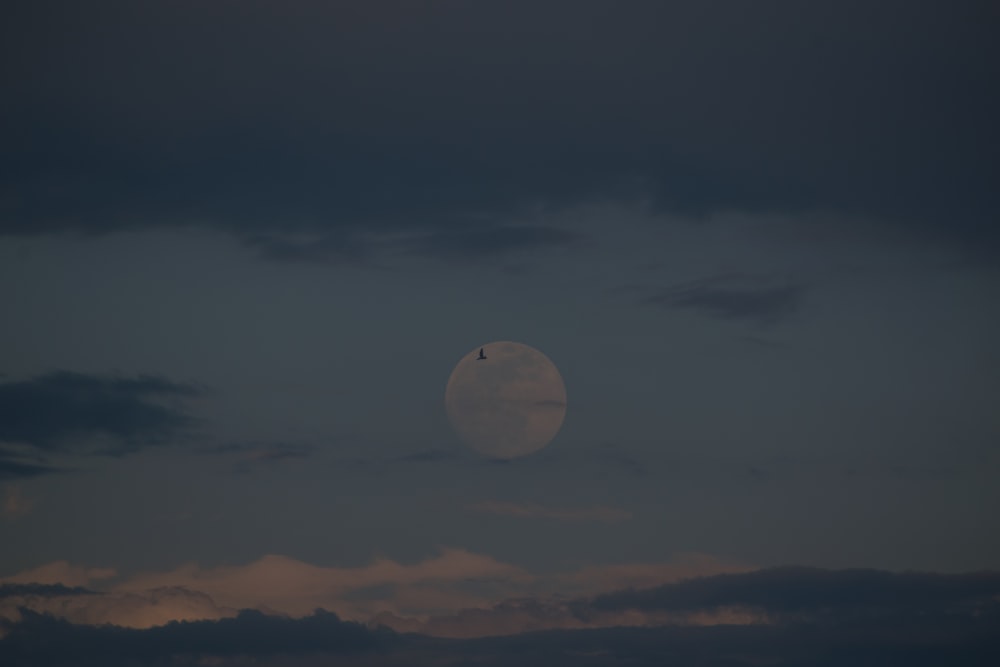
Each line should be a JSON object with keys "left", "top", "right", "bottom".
{"left": 0, "top": 372, "right": 202, "bottom": 476}
{"left": 2, "top": 2, "right": 997, "bottom": 260}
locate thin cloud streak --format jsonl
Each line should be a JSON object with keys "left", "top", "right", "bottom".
{"left": 645, "top": 274, "right": 803, "bottom": 324}
{"left": 469, "top": 501, "right": 632, "bottom": 523}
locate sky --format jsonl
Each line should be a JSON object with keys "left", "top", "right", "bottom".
{"left": 1, "top": 1, "right": 999, "bottom": 665}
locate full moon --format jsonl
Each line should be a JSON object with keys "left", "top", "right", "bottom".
{"left": 445, "top": 341, "right": 567, "bottom": 459}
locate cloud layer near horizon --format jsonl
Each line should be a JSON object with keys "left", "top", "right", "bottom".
{"left": 0, "top": 550, "right": 746, "bottom": 631}
{"left": 2, "top": 566, "right": 999, "bottom": 666}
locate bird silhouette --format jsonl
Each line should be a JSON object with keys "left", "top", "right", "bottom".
{"left": 477, "top": 347, "right": 487, "bottom": 360}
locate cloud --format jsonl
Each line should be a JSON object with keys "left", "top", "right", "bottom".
{"left": 373, "top": 566, "right": 1000, "bottom": 639}
{"left": 0, "top": 458, "right": 59, "bottom": 481}
{"left": 645, "top": 274, "right": 803, "bottom": 324}
{"left": 1, "top": 3, "right": 996, "bottom": 259}
{"left": 372, "top": 597, "right": 766, "bottom": 640}
{"left": 246, "top": 225, "right": 582, "bottom": 265}
{"left": 469, "top": 501, "right": 632, "bottom": 522}
{"left": 589, "top": 566, "right": 1000, "bottom": 618}
{"left": 242, "top": 232, "right": 374, "bottom": 265}
{"left": 0, "top": 372, "right": 202, "bottom": 471}
{"left": 0, "top": 586, "right": 233, "bottom": 633}
{"left": 113, "top": 549, "right": 531, "bottom": 619}
{"left": 1, "top": 562, "right": 116, "bottom": 588}
{"left": 398, "top": 225, "right": 583, "bottom": 262}
{"left": 0, "top": 551, "right": 745, "bottom": 633}
{"left": 6, "top": 553, "right": 997, "bottom": 659}
{"left": 2, "top": 567, "right": 998, "bottom": 667}
{"left": 372, "top": 553, "right": 753, "bottom": 638}
{"left": 552, "top": 554, "right": 751, "bottom": 598}
{"left": 207, "top": 442, "right": 315, "bottom": 471}
{"left": 0, "top": 608, "right": 386, "bottom": 666}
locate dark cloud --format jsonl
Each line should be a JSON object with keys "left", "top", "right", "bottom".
{"left": 1, "top": 1, "right": 997, "bottom": 258}
{"left": 0, "top": 372, "right": 201, "bottom": 461}
{"left": 0, "top": 459, "right": 60, "bottom": 481}
{"left": 438, "top": 618, "right": 1000, "bottom": 667}
{"left": 244, "top": 225, "right": 582, "bottom": 265}
{"left": 0, "top": 609, "right": 389, "bottom": 667}
{"left": 645, "top": 275, "right": 802, "bottom": 324}
{"left": 3, "top": 568, "right": 1000, "bottom": 666}
{"left": 589, "top": 566, "right": 1000, "bottom": 618}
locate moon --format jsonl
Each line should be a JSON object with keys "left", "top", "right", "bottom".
{"left": 445, "top": 341, "right": 567, "bottom": 459}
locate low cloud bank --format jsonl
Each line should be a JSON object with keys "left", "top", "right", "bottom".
{"left": 0, "top": 550, "right": 742, "bottom": 627}
{"left": 468, "top": 501, "right": 632, "bottom": 522}
{"left": 0, "top": 585, "right": 232, "bottom": 632}
{"left": 2, "top": 566, "right": 999, "bottom": 666}
{"left": 0, "top": 608, "right": 386, "bottom": 666}
{"left": 372, "top": 566, "right": 1000, "bottom": 638}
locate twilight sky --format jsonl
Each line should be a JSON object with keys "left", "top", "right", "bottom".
{"left": 1, "top": 2, "right": 999, "bottom": 665}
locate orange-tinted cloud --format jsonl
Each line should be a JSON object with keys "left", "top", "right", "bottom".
{"left": 0, "top": 549, "right": 750, "bottom": 634}
{"left": 116, "top": 548, "right": 531, "bottom": 619}
{"left": 1, "top": 561, "right": 116, "bottom": 588}
{"left": 0, "top": 586, "right": 232, "bottom": 632}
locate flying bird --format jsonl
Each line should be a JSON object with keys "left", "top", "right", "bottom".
{"left": 477, "top": 348, "right": 487, "bottom": 360}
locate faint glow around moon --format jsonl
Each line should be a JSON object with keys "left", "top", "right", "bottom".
{"left": 445, "top": 341, "right": 567, "bottom": 459}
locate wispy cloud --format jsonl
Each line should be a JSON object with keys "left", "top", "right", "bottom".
{"left": 1, "top": 562, "right": 116, "bottom": 588}
{"left": 208, "top": 442, "right": 315, "bottom": 471}
{"left": 468, "top": 501, "right": 632, "bottom": 523}
{"left": 398, "top": 225, "right": 583, "bottom": 261}
{"left": 645, "top": 274, "right": 803, "bottom": 325}
{"left": 245, "top": 225, "right": 583, "bottom": 266}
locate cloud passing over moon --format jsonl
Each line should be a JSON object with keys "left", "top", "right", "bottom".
{"left": 445, "top": 342, "right": 567, "bottom": 459}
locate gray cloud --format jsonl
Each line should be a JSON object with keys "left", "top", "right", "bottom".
{"left": 206, "top": 442, "right": 316, "bottom": 471}
{"left": 2, "top": 567, "right": 998, "bottom": 666}
{"left": 0, "top": 372, "right": 202, "bottom": 470}
{"left": 469, "top": 501, "right": 632, "bottom": 522}
{"left": 645, "top": 275, "right": 803, "bottom": 324}
{"left": 589, "top": 566, "right": 1000, "bottom": 618}
{"left": 243, "top": 225, "right": 582, "bottom": 265}
{"left": 0, "top": 608, "right": 386, "bottom": 666}
{"left": 1, "top": 2, "right": 996, "bottom": 259}
{"left": 0, "top": 459, "right": 60, "bottom": 481}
